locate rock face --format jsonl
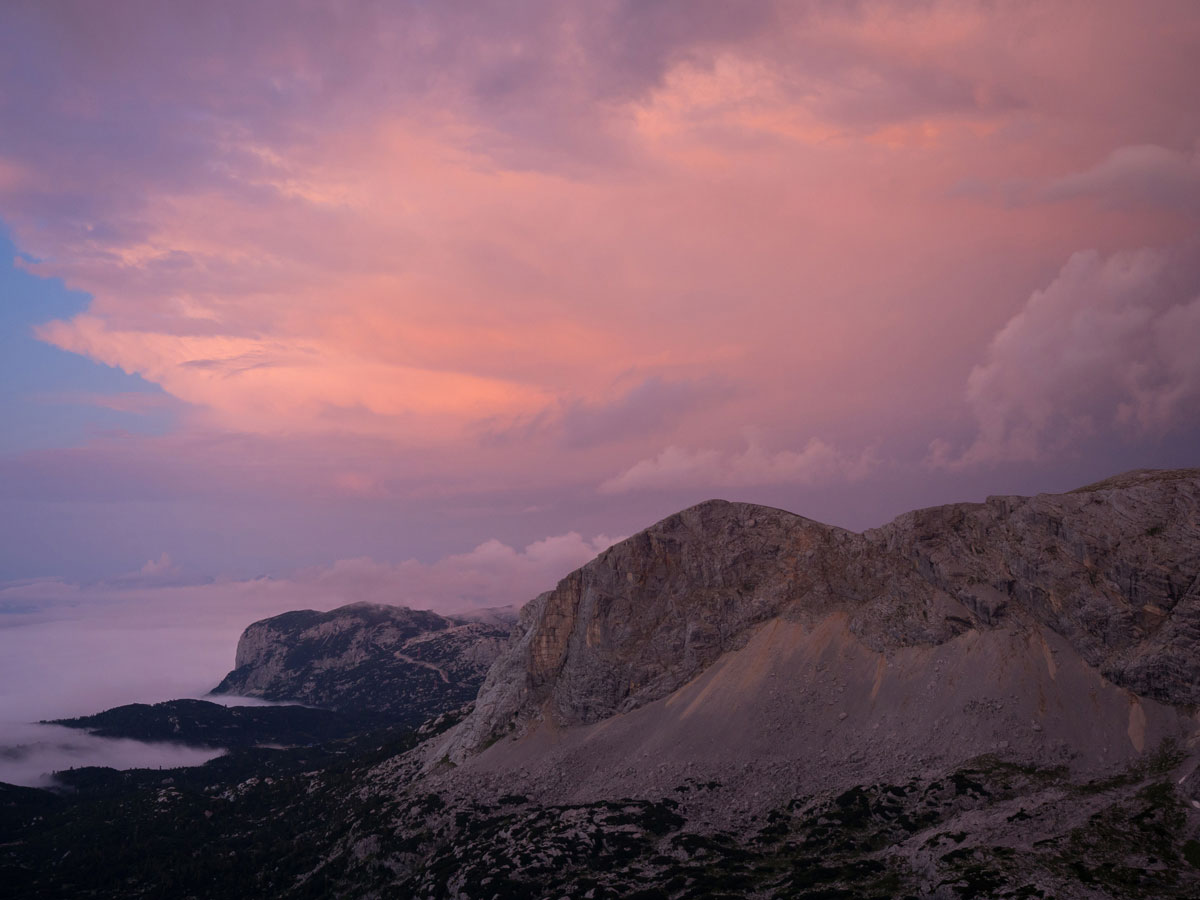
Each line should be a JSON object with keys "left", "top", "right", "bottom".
{"left": 212, "top": 602, "right": 509, "bottom": 725}
{"left": 442, "top": 468, "right": 1200, "bottom": 763}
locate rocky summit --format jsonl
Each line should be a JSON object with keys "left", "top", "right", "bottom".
{"left": 4, "top": 469, "right": 1200, "bottom": 899}
{"left": 211, "top": 601, "right": 511, "bottom": 725}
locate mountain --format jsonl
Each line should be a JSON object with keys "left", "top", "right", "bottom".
{"left": 394, "top": 467, "right": 1199, "bottom": 897}
{"left": 210, "top": 602, "right": 510, "bottom": 726}
{"left": 442, "top": 467, "right": 1200, "bottom": 772}
{"left": 4, "top": 469, "right": 1200, "bottom": 899}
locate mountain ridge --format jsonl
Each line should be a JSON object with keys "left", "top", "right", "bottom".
{"left": 6, "top": 468, "right": 1199, "bottom": 899}
{"left": 436, "top": 467, "right": 1200, "bottom": 768}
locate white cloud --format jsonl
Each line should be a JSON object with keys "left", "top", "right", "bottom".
{"left": 599, "top": 435, "right": 878, "bottom": 493}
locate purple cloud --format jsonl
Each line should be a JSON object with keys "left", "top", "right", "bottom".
{"left": 934, "top": 241, "right": 1200, "bottom": 466}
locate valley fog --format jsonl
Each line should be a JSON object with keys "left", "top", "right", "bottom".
{"left": 0, "top": 592, "right": 320, "bottom": 786}
{"left": 0, "top": 722, "right": 225, "bottom": 788}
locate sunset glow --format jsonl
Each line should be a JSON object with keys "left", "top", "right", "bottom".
{"left": 1, "top": 0, "right": 1197, "bottom": 603}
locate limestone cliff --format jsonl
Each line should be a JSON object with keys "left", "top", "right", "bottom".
{"left": 211, "top": 602, "right": 509, "bottom": 725}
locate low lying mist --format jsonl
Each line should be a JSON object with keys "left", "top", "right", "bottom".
{"left": 0, "top": 584, "right": 338, "bottom": 787}
{"left": 0, "top": 722, "right": 225, "bottom": 788}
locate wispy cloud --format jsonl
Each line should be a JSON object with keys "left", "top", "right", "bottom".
{"left": 560, "top": 376, "right": 736, "bottom": 449}
{"left": 600, "top": 434, "right": 878, "bottom": 494}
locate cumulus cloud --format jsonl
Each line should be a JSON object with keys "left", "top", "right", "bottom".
{"left": 113, "top": 552, "right": 184, "bottom": 585}
{"left": 936, "top": 244, "right": 1200, "bottom": 466}
{"left": 599, "top": 434, "right": 878, "bottom": 494}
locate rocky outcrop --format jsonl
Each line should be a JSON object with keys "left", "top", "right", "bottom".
{"left": 442, "top": 468, "right": 1200, "bottom": 760}
{"left": 211, "top": 602, "right": 509, "bottom": 726}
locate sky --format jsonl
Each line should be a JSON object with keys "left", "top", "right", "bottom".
{"left": 1, "top": 0, "right": 1199, "bottom": 658}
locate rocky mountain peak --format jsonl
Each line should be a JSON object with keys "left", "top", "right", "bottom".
{"left": 440, "top": 468, "right": 1200, "bottom": 762}
{"left": 212, "top": 601, "right": 511, "bottom": 724}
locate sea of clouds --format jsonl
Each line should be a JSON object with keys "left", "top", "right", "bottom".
{"left": 0, "top": 531, "right": 616, "bottom": 786}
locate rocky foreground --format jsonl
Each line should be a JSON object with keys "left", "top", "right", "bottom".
{"left": 4, "top": 468, "right": 1200, "bottom": 899}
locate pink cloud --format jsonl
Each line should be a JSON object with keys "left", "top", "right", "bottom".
{"left": 35, "top": 312, "right": 554, "bottom": 438}
{"left": 600, "top": 434, "right": 878, "bottom": 494}
{"left": 1, "top": 1, "right": 1198, "bottom": 577}
{"left": 292, "top": 531, "right": 621, "bottom": 610}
